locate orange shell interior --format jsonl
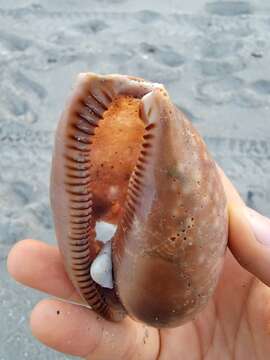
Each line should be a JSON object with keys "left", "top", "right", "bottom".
{"left": 89, "top": 96, "right": 145, "bottom": 224}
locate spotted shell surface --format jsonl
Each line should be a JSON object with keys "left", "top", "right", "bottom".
{"left": 50, "top": 73, "right": 228, "bottom": 328}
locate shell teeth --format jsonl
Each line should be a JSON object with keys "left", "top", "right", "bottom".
{"left": 140, "top": 91, "right": 156, "bottom": 124}
{"left": 140, "top": 87, "right": 166, "bottom": 125}
{"left": 120, "top": 118, "right": 156, "bottom": 229}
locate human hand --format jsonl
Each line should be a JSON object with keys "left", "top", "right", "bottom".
{"left": 7, "top": 168, "right": 270, "bottom": 359}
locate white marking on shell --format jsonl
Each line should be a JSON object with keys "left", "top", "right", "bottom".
{"left": 183, "top": 300, "right": 189, "bottom": 307}
{"left": 109, "top": 185, "right": 119, "bottom": 199}
{"left": 185, "top": 217, "right": 194, "bottom": 228}
{"left": 181, "top": 181, "right": 193, "bottom": 195}
{"left": 191, "top": 168, "right": 202, "bottom": 184}
{"left": 177, "top": 163, "right": 184, "bottom": 173}
{"left": 95, "top": 222, "right": 116, "bottom": 244}
{"left": 90, "top": 241, "right": 113, "bottom": 289}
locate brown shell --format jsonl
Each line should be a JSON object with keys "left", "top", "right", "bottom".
{"left": 50, "top": 73, "right": 228, "bottom": 328}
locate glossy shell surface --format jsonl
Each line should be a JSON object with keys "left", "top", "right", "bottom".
{"left": 50, "top": 73, "right": 228, "bottom": 328}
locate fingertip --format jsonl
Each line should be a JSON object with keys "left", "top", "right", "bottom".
{"left": 217, "top": 166, "right": 245, "bottom": 207}
{"left": 228, "top": 205, "right": 251, "bottom": 263}
{"left": 29, "top": 299, "right": 159, "bottom": 359}
{"left": 7, "top": 238, "right": 84, "bottom": 306}
{"left": 30, "top": 299, "right": 103, "bottom": 357}
{"left": 7, "top": 239, "right": 37, "bottom": 280}
{"left": 30, "top": 298, "right": 50, "bottom": 340}
{"left": 30, "top": 299, "right": 67, "bottom": 354}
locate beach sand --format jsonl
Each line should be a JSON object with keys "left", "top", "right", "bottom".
{"left": 0, "top": 0, "right": 269, "bottom": 358}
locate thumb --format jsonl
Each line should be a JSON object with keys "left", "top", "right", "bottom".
{"left": 229, "top": 204, "right": 270, "bottom": 287}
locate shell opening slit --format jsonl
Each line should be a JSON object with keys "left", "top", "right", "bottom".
{"left": 51, "top": 73, "right": 161, "bottom": 322}
{"left": 50, "top": 73, "right": 228, "bottom": 327}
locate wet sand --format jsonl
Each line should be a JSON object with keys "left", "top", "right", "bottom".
{"left": 0, "top": 1, "right": 269, "bottom": 358}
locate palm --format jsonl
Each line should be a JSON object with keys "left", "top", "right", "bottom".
{"left": 8, "top": 170, "right": 270, "bottom": 359}
{"left": 7, "top": 239, "right": 270, "bottom": 359}
{"left": 134, "top": 249, "right": 269, "bottom": 360}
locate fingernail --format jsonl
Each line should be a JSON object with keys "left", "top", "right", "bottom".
{"left": 246, "top": 207, "right": 270, "bottom": 246}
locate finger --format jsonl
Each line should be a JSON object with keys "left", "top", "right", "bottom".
{"left": 30, "top": 298, "right": 159, "bottom": 360}
{"left": 7, "top": 239, "right": 82, "bottom": 303}
{"left": 216, "top": 165, "right": 245, "bottom": 207}
{"left": 229, "top": 204, "right": 270, "bottom": 287}
{"left": 216, "top": 166, "right": 270, "bottom": 286}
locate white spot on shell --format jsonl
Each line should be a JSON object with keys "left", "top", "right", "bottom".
{"left": 181, "top": 181, "right": 193, "bottom": 195}
{"left": 90, "top": 242, "right": 113, "bottom": 289}
{"left": 177, "top": 163, "right": 184, "bottom": 173}
{"left": 95, "top": 222, "right": 116, "bottom": 243}
{"left": 191, "top": 168, "right": 202, "bottom": 184}
{"left": 109, "top": 185, "right": 119, "bottom": 199}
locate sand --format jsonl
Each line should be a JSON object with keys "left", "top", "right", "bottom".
{"left": 0, "top": 0, "right": 269, "bottom": 358}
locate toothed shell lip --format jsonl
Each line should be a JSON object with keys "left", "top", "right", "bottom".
{"left": 77, "top": 72, "right": 164, "bottom": 88}
{"left": 74, "top": 72, "right": 168, "bottom": 101}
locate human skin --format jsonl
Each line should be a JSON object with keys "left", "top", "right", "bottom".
{"left": 7, "top": 168, "right": 270, "bottom": 359}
